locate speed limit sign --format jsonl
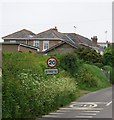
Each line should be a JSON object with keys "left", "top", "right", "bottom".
{"left": 47, "top": 57, "right": 58, "bottom": 68}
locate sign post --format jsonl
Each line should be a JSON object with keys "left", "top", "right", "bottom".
{"left": 47, "top": 57, "right": 58, "bottom": 68}
{"left": 45, "top": 57, "right": 58, "bottom": 75}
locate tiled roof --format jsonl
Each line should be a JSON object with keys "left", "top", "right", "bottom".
{"left": 2, "top": 29, "right": 36, "bottom": 39}
{"left": 65, "top": 33, "right": 94, "bottom": 47}
{"left": 37, "top": 28, "right": 95, "bottom": 47}
{"left": 36, "top": 29, "right": 58, "bottom": 38}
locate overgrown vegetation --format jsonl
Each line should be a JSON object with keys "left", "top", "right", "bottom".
{"left": 2, "top": 52, "right": 79, "bottom": 119}
{"left": 59, "top": 53, "right": 80, "bottom": 76}
{"left": 2, "top": 51, "right": 110, "bottom": 119}
{"left": 74, "top": 47, "right": 103, "bottom": 64}
{"left": 102, "top": 45, "right": 113, "bottom": 83}
{"left": 76, "top": 64, "right": 109, "bottom": 90}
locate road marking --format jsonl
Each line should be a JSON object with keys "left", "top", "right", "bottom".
{"left": 79, "top": 113, "right": 96, "bottom": 116}
{"left": 60, "top": 107, "right": 103, "bottom": 110}
{"left": 75, "top": 115, "right": 93, "bottom": 118}
{"left": 43, "top": 115, "right": 59, "bottom": 117}
{"left": 56, "top": 110, "right": 69, "bottom": 112}
{"left": 106, "top": 101, "right": 112, "bottom": 106}
{"left": 71, "top": 102, "right": 108, "bottom": 104}
{"left": 70, "top": 103, "right": 97, "bottom": 108}
{"left": 49, "top": 112, "right": 63, "bottom": 115}
{"left": 83, "top": 110, "right": 100, "bottom": 113}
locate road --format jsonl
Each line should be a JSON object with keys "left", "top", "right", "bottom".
{"left": 37, "top": 86, "right": 113, "bottom": 120}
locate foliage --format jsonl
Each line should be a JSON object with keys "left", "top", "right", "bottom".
{"left": 76, "top": 64, "right": 109, "bottom": 90}
{"left": 59, "top": 53, "right": 80, "bottom": 76}
{"left": 75, "top": 47, "right": 103, "bottom": 64}
{"left": 2, "top": 52, "right": 79, "bottom": 119}
{"left": 103, "top": 46, "right": 114, "bottom": 66}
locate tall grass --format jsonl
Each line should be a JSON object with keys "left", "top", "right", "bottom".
{"left": 76, "top": 64, "right": 110, "bottom": 90}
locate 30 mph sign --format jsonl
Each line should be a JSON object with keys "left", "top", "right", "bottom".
{"left": 47, "top": 57, "right": 58, "bottom": 68}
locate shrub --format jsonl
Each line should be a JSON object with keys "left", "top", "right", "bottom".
{"left": 59, "top": 53, "right": 80, "bottom": 76}
{"left": 75, "top": 47, "right": 103, "bottom": 64}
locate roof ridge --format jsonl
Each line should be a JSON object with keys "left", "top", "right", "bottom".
{"left": 37, "top": 29, "right": 52, "bottom": 35}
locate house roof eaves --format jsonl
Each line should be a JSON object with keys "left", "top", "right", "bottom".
{"left": 20, "top": 43, "right": 39, "bottom": 50}
{"left": 3, "top": 38, "right": 64, "bottom": 41}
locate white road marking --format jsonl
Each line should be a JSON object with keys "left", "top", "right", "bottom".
{"left": 43, "top": 115, "right": 59, "bottom": 117}
{"left": 71, "top": 102, "right": 108, "bottom": 104}
{"left": 106, "top": 101, "right": 112, "bottom": 106}
{"left": 49, "top": 112, "right": 63, "bottom": 115}
{"left": 56, "top": 110, "right": 69, "bottom": 112}
{"left": 83, "top": 111, "right": 100, "bottom": 113}
{"left": 60, "top": 107, "right": 103, "bottom": 110}
{"left": 79, "top": 113, "right": 96, "bottom": 116}
{"left": 75, "top": 115, "right": 93, "bottom": 118}
{"left": 70, "top": 103, "right": 97, "bottom": 108}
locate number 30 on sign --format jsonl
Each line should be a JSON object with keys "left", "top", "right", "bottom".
{"left": 47, "top": 57, "right": 58, "bottom": 68}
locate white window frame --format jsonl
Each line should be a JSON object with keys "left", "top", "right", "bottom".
{"left": 33, "top": 40, "right": 39, "bottom": 47}
{"left": 10, "top": 40, "right": 16, "bottom": 43}
{"left": 43, "top": 41, "right": 49, "bottom": 51}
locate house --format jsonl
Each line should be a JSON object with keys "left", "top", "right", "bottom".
{"left": 36, "top": 27, "right": 104, "bottom": 54}
{"left": 97, "top": 41, "right": 110, "bottom": 48}
{"left": 2, "top": 27, "right": 104, "bottom": 54}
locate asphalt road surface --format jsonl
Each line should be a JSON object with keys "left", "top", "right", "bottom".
{"left": 37, "top": 86, "right": 113, "bottom": 120}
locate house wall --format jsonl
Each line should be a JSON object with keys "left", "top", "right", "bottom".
{"left": 2, "top": 44, "right": 38, "bottom": 53}
{"left": 19, "top": 46, "right": 37, "bottom": 53}
{"left": 49, "top": 40, "right": 62, "bottom": 49}
{"left": 47, "top": 43, "right": 76, "bottom": 54}
{"left": 2, "top": 44, "right": 19, "bottom": 52}
{"left": 4, "top": 40, "right": 62, "bottom": 52}
{"left": 39, "top": 41, "right": 43, "bottom": 51}
{"left": 39, "top": 40, "right": 62, "bottom": 51}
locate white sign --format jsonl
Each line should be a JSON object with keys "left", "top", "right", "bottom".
{"left": 47, "top": 57, "right": 58, "bottom": 68}
{"left": 44, "top": 69, "right": 58, "bottom": 75}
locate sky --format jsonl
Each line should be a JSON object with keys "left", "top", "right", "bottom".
{"left": 0, "top": 0, "right": 112, "bottom": 42}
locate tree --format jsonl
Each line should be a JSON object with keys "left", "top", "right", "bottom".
{"left": 74, "top": 47, "right": 103, "bottom": 64}
{"left": 103, "top": 46, "right": 113, "bottom": 66}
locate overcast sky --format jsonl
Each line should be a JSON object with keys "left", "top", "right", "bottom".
{"left": 0, "top": 0, "right": 112, "bottom": 42}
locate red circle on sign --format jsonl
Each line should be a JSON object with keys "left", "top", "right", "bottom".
{"left": 47, "top": 57, "right": 58, "bottom": 68}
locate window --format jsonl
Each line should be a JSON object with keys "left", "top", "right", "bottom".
{"left": 10, "top": 40, "right": 16, "bottom": 43}
{"left": 43, "top": 41, "right": 49, "bottom": 51}
{"left": 33, "top": 41, "right": 39, "bottom": 47}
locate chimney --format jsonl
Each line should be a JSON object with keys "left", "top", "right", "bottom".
{"left": 52, "top": 26, "right": 58, "bottom": 31}
{"left": 91, "top": 36, "right": 98, "bottom": 45}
